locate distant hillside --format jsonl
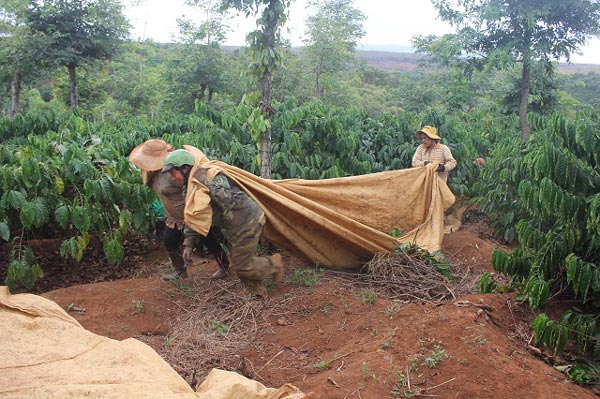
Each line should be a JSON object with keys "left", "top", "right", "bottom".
{"left": 220, "top": 45, "right": 600, "bottom": 74}
{"left": 357, "top": 51, "right": 427, "bottom": 72}
{"left": 357, "top": 50, "right": 600, "bottom": 74}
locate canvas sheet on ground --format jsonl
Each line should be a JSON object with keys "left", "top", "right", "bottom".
{"left": 183, "top": 146, "right": 456, "bottom": 269}
{"left": 0, "top": 287, "right": 306, "bottom": 399}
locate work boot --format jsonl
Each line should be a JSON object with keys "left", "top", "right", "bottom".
{"left": 163, "top": 251, "right": 188, "bottom": 280}
{"left": 210, "top": 264, "right": 228, "bottom": 279}
{"left": 244, "top": 280, "right": 268, "bottom": 299}
{"left": 269, "top": 253, "right": 284, "bottom": 283}
{"left": 210, "top": 251, "right": 229, "bottom": 279}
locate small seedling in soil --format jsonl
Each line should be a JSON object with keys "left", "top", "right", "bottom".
{"left": 210, "top": 319, "right": 230, "bottom": 335}
{"left": 457, "top": 357, "right": 470, "bottom": 366}
{"left": 309, "top": 360, "right": 331, "bottom": 370}
{"left": 132, "top": 300, "right": 144, "bottom": 315}
{"left": 361, "top": 361, "right": 377, "bottom": 382}
{"left": 165, "top": 336, "right": 176, "bottom": 349}
{"left": 385, "top": 302, "right": 402, "bottom": 315}
{"left": 291, "top": 269, "right": 322, "bottom": 287}
{"left": 320, "top": 301, "right": 333, "bottom": 315}
{"left": 360, "top": 289, "right": 377, "bottom": 305}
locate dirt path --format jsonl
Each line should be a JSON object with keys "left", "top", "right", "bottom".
{"left": 41, "top": 222, "right": 594, "bottom": 398}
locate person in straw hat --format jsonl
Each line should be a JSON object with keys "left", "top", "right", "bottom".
{"left": 411, "top": 125, "right": 457, "bottom": 183}
{"left": 128, "top": 139, "right": 229, "bottom": 280}
{"left": 161, "top": 149, "right": 284, "bottom": 298}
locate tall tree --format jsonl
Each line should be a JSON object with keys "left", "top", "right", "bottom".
{"left": 26, "top": 0, "right": 129, "bottom": 110}
{"left": 207, "top": 0, "right": 290, "bottom": 178}
{"left": 303, "top": 0, "right": 365, "bottom": 99}
{"left": 0, "top": 0, "right": 46, "bottom": 117}
{"left": 175, "top": 1, "right": 229, "bottom": 106}
{"left": 416, "top": 0, "right": 600, "bottom": 139}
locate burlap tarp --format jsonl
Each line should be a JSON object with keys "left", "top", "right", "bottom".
{"left": 183, "top": 145, "right": 455, "bottom": 269}
{"left": 0, "top": 286, "right": 305, "bottom": 399}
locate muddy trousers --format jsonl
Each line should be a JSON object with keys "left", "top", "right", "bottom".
{"left": 164, "top": 225, "right": 186, "bottom": 274}
{"left": 227, "top": 219, "right": 276, "bottom": 286}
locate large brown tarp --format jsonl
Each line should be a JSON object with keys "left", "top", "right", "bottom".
{"left": 0, "top": 286, "right": 305, "bottom": 399}
{"left": 182, "top": 146, "right": 455, "bottom": 269}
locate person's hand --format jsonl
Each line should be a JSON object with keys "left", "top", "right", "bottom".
{"left": 182, "top": 246, "right": 193, "bottom": 266}
{"left": 436, "top": 164, "right": 445, "bottom": 172}
{"left": 424, "top": 161, "right": 431, "bottom": 166}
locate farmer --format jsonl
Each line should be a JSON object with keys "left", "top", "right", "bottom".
{"left": 128, "top": 139, "right": 229, "bottom": 280}
{"left": 161, "top": 149, "right": 284, "bottom": 297}
{"left": 411, "top": 125, "right": 457, "bottom": 183}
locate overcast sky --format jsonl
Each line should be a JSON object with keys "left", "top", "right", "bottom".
{"left": 124, "top": 0, "right": 600, "bottom": 64}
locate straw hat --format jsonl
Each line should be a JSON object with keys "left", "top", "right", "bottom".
{"left": 128, "top": 139, "right": 170, "bottom": 171}
{"left": 415, "top": 126, "right": 441, "bottom": 140}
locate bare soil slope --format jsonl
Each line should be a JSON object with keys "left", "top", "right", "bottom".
{"left": 40, "top": 221, "right": 594, "bottom": 399}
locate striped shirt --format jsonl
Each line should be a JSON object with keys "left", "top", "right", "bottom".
{"left": 412, "top": 143, "right": 457, "bottom": 182}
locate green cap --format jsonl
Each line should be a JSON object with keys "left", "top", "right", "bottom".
{"left": 162, "top": 149, "right": 195, "bottom": 172}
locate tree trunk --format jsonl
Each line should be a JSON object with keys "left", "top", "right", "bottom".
{"left": 316, "top": 71, "right": 323, "bottom": 98}
{"left": 68, "top": 63, "right": 78, "bottom": 110}
{"left": 10, "top": 70, "right": 21, "bottom": 117}
{"left": 199, "top": 81, "right": 207, "bottom": 101}
{"left": 315, "top": 56, "right": 323, "bottom": 98}
{"left": 258, "top": 0, "right": 279, "bottom": 179}
{"left": 259, "top": 69, "right": 273, "bottom": 179}
{"left": 519, "top": 62, "right": 531, "bottom": 140}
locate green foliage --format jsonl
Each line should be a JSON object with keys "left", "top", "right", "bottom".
{"left": 476, "top": 110, "right": 600, "bottom": 377}
{"left": 359, "top": 289, "right": 377, "bottom": 305}
{"left": 209, "top": 319, "right": 230, "bottom": 335}
{"left": 422, "top": 0, "right": 600, "bottom": 137}
{"left": 103, "top": 234, "right": 124, "bottom": 265}
{"left": 25, "top": 0, "right": 130, "bottom": 109}
{"left": 0, "top": 113, "right": 155, "bottom": 288}
{"left": 303, "top": 0, "right": 365, "bottom": 100}
{"left": 533, "top": 311, "right": 600, "bottom": 359}
{"left": 5, "top": 244, "right": 43, "bottom": 291}
{"left": 478, "top": 272, "right": 497, "bottom": 294}
{"left": 564, "top": 359, "right": 600, "bottom": 385}
{"left": 291, "top": 268, "right": 323, "bottom": 287}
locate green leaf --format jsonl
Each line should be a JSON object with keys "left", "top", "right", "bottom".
{"left": 0, "top": 222, "right": 10, "bottom": 241}
{"left": 103, "top": 236, "right": 124, "bottom": 265}
{"left": 71, "top": 206, "right": 91, "bottom": 232}
{"left": 55, "top": 205, "right": 70, "bottom": 230}
{"left": 7, "top": 190, "right": 26, "bottom": 209}
{"left": 19, "top": 202, "right": 37, "bottom": 228}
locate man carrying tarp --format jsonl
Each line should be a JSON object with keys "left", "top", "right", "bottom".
{"left": 163, "top": 145, "right": 455, "bottom": 296}
{"left": 162, "top": 149, "right": 284, "bottom": 297}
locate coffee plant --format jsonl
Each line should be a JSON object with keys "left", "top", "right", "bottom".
{"left": 476, "top": 110, "right": 600, "bottom": 367}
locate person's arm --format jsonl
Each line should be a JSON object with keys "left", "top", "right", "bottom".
{"left": 182, "top": 225, "right": 200, "bottom": 266}
{"left": 441, "top": 145, "right": 457, "bottom": 172}
{"left": 209, "top": 174, "right": 235, "bottom": 221}
{"left": 412, "top": 146, "right": 428, "bottom": 167}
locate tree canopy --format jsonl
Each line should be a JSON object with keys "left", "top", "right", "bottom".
{"left": 26, "top": 0, "right": 130, "bottom": 109}
{"left": 303, "top": 0, "right": 366, "bottom": 99}
{"left": 417, "top": 0, "right": 600, "bottom": 139}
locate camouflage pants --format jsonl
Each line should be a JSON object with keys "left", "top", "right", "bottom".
{"left": 194, "top": 168, "right": 276, "bottom": 284}
{"left": 225, "top": 210, "right": 275, "bottom": 282}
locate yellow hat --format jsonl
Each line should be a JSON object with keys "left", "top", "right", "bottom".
{"left": 415, "top": 126, "right": 441, "bottom": 140}
{"left": 128, "top": 139, "right": 171, "bottom": 171}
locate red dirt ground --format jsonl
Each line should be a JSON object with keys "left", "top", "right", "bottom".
{"left": 37, "top": 220, "right": 596, "bottom": 399}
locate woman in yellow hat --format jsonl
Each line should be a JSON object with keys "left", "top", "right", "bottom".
{"left": 411, "top": 126, "right": 457, "bottom": 183}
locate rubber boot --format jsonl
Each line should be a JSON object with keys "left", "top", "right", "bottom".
{"left": 210, "top": 252, "right": 229, "bottom": 279}
{"left": 210, "top": 263, "right": 228, "bottom": 279}
{"left": 163, "top": 250, "right": 188, "bottom": 280}
{"left": 243, "top": 280, "right": 267, "bottom": 299}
